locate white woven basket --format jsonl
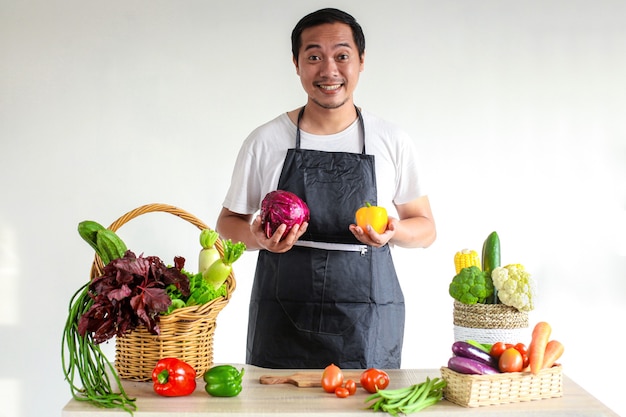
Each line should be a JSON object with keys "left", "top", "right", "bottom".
{"left": 453, "top": 325, "right": 530, "bottom": 345}
{"left": 452, "top": 301, "right": 529, "bottom": 345}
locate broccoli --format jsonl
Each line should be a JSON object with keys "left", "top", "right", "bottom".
{"left": 449, "top": 266, "right": 494, "bottom": 304}
{"left": 491, "top": 264, "right": 536, "bottom": 312}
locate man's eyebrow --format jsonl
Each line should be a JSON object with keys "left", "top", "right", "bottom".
{"left": 304, "top": 42, "right": 353, "bottom": 52}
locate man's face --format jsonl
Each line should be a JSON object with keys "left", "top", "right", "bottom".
{"left": 294, "top": 22, "right": 364, "bottom": 110}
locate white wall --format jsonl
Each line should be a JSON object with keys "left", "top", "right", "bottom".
{"left": 1, "top": 1, "right": 624, "bottom": 416}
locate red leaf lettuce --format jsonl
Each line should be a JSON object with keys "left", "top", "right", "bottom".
{"left": 78, "top": 251, "right": 190, "bottom": 344}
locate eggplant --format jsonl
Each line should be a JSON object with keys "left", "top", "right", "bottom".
{"left": 448, "top": 356, "right": 500, "bottom": 375}
{"left": 451, "top": 341, "right": 498, "bottom": 367}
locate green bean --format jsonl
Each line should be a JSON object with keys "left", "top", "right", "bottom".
{"left": 382, "top": 383, "right": 424, "bottom": 410}
{"left": 62, "top": 283, "right": 136, "bottom": 414}
{"left": 364, "top": 377, "right": 446, "bottom": 415}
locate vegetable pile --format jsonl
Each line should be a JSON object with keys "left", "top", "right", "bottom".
{"left": 63, "top": 220, "right": 244, "bottom": 413}
{"left": 445, "top": 322, "right": 565, "bottom": 375}
{"left": 449, "top": 231, "right": 537, "bottom": 312}
{"left": 319, "top": 363, "right": 445, "bottom": 414}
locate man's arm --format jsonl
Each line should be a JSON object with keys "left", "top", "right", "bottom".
{"left": 390, "top": 195, "right": 436, "bottom": 248}
{"left": 215, "top": 207, "right": 259, "bottom": 250}
{"left": 349, "top": 195, "right": 436, "bottom": 248}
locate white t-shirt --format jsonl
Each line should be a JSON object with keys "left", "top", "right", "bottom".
{"left": 222, "top": 109, "right": 425, "bottom": 219}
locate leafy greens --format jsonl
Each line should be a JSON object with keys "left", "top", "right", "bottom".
{"left": 77, "top": 251, "right": 190, "bottom": 343}
{"left": 165, "top": 270, "right": 227, "bottom": 314}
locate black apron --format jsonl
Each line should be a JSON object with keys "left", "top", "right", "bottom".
{"left": 246, "top": 107, "right": 405, "bottom": 369}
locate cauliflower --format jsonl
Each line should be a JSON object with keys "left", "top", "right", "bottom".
{"left": 449, "top": 266, "right": 494, "bottom": 304}
{"left": 491, "top": 264, "right": 537, "bottom": 312}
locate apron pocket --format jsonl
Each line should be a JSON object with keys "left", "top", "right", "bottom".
{"left": 275, "top": 246, "right": 373, "bottom": 335}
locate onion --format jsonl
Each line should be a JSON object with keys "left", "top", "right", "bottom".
{"left": 260, "top": 190, "right": 310, "bottom": 239}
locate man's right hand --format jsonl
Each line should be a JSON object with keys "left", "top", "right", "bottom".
{"left": 250, "top": 215, "right": 309, "bottom": 253}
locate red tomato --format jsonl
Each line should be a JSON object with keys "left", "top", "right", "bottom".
{"left": 360, "top": 369, "right": 390, "bottom": 393}
{"left": 514, "top": 343, "right": 528, "bottom": 357}
{"left": 490, "top": 341, "right": 507, "bottom": 359}
{"left": 344, "top": 379, "right": 357, "bottom": 396}
{"left": 321, "top": 364, "right": 344, "bottom": 393}
{"left": 499, "top": 347, "right": 524, "bottom": 373}
{"left": 514, "top": 343, "right": 530, "bottom": 368}
{"left": 335, "top": 387, "right": 350, "bottom": 398}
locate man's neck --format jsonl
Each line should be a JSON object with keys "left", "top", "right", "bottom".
{"left": 294, "top": 101, "right": 358, "bottom": 135}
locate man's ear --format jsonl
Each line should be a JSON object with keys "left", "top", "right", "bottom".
{"left": 293, "top": 56, "right": 300, "bottom": 75}
{"left": 360, "top": 50, "right": 366, "bottom": 72}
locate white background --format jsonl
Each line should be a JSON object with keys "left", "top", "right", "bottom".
{"left": 1, "top": 1, "right": 625, "bottom": 416}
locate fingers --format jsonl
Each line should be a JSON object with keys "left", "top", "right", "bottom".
{"left": 253, "top": 219, "right": 309, "bottom": 253}
{"left": 349, "top": 223, "right": 394, "bottom": 247}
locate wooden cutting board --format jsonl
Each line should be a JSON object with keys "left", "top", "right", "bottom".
{"left": 259, "top": 371, "right": 362, "bottom": 388}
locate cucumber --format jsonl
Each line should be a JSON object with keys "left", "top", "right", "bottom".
{"left": 95, "top": 228, "right": 128, "bottom": 265}
{"left": 481, "top": 231, "right": 501, "bottom": 304}
{"left": 77, "top": 220, "right": 106, "bottom": 253}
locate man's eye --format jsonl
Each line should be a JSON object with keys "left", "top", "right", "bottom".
{"left": 307, "top": 55, "right": 321, "bottom": 61}
{"left": 336, "top": 54, "right": 349, "bottom": 61}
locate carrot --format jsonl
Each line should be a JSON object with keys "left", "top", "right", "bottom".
{"left": 528, "top": 321, "right": 551, "bottom": 374}
{"left": 542, "top": 340, "right": 564, "bottom": 370}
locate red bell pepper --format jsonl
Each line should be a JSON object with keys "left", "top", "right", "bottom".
{"left": 152, "top": 358, "right": 197, "bottom": 397}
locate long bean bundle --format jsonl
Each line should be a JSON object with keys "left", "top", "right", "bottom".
{"left": 365, "top": 377, "right": 446, "bottom": 415}
{"left": 61, "top": 283, "right": 136, "bottom": 414}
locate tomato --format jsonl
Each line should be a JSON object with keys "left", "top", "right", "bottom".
{"left": 335, "top": 387, "right": 350, "bottom": 398}
{"left": 355, "top": 203, "right": 388, "bottom": 235}
{"left": 490, "top": 341, "right": 507, "bottom": 359}
{"left": 514, "top": 343, "right": 530, "bottom": 368}
{"left": 514, "top": 343, "right": 528, "bottom": 357}
{"left": 344, "top": 379, "right": 357, "bottom": 396}
{"left": 499, "top": 347, "right": 524, "bottom": 373}
{"left": 360, "top": 368, "right": 390, "bottom": 393}
{"left": 321, "top": 363, "right": 344, "bottom": 393}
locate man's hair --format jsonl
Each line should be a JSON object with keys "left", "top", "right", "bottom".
{"left": 291, "top": 8, "right": 365, "bottom": 62}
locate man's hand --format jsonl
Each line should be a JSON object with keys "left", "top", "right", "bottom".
{"left": 349, "top": 217, "right": 398, "bottom": 247}
{"left": 251, "top": 215, "right": 309, "bottom": 253}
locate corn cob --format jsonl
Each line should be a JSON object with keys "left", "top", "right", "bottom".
{"left": 454, "top": 249, "right": 481, "bottom": 274}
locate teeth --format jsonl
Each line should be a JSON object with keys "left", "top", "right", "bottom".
{"left": 319, "top": 84, "right": 341, "bottom": 91}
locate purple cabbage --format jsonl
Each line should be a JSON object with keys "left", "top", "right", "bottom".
{"left": 260, "top": 190, "right": 310, "bottom": 239}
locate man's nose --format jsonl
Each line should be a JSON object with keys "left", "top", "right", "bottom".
{"left": 319, "top": 58, "right": 339, "bottom": 77}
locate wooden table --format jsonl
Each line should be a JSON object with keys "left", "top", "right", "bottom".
{"left": 61, "top": 365, "right": 619, "bottom": 416}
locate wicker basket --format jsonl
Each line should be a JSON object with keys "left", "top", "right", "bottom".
{"left": 453, "top": 300, "right": 529, "bottom": 345}
{"left": 440, "top": 365, "right": 563, "bottom": 407}
{"left": 89, "top": 203, "right": 236, "bottom": 381}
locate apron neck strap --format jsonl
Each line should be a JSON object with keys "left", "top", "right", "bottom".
{"left": 296, "top": 105, "right": 366, "bottom": 154}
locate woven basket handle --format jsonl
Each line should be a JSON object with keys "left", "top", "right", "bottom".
{"left": 90, "top": 203, "right": 233, "bottom": 295}
{"left": 107, "top": 203, "right": 209, "bottom": 232}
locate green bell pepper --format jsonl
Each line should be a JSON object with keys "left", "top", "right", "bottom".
{"left": 203, "top": 365, "right": 245, "bottom": 397}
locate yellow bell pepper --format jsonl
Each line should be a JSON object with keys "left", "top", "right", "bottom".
{"left": 355, "top": 202, "right": 388, "bottom": 234}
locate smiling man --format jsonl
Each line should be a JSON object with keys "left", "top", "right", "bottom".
{"left": 216, "top": 8, "right": 436, "bottom": 369}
